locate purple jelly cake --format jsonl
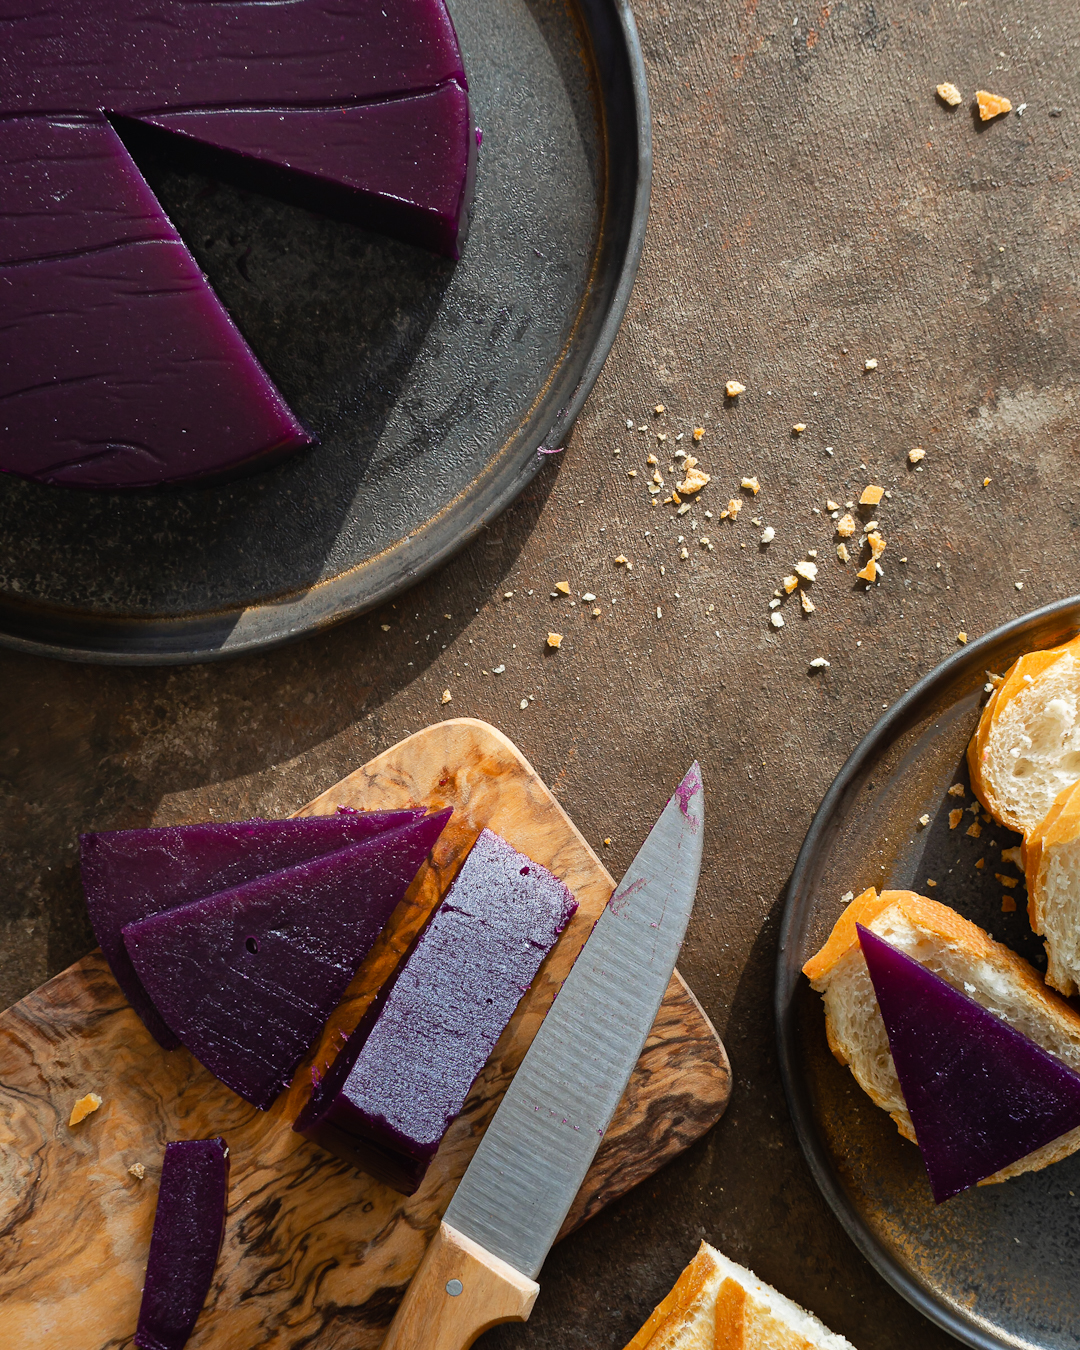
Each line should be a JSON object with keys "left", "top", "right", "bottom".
{"left": 293, "top": 828, "right": 577, "bottom": 1193}
{"left": 1, "top": 0, "right": 474, "bottom": 488}
{"left": 122, "top": 810, "right": 451, "bottom": 1108}
{"left": 81, "top": 807, "right": 424, "bottom": 1050}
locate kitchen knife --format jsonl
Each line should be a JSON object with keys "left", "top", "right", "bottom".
{"left": 381, "top": 762, "right": 704, "bottom": 1350}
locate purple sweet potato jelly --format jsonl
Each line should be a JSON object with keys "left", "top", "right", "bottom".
{"left": 122, "top": 810, "right": 451, "bottom": 1108}
{"left": 134, "top": 1137, "right": 229, "bottom": 1350}
{"left": 858, "top": 924, "right": 1080, "bottom": 1201}
{"left": 294, "top": 828, "right": 577, "bottom": 1193}
{"left": 82, "top": 808, "right": 424, "bottom": 1050}
{"left": 1, "top": 0, "right": 471, "bottom": 488}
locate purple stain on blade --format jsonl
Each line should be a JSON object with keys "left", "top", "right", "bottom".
{"left": 608, "top": 876, "right": 646, "bottom": 917}
{"left": 537, "top": 445, "right": 564, "bottom": 455}
{"left": 476, "top": 126, "right": 483, "bottom": 146}
{"left": 673, "top": 762, "right": 703, "bottom": 829}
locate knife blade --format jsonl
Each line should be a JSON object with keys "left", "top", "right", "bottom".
{"left": 381, "top": 762, "right": 704, "bottom": 1350}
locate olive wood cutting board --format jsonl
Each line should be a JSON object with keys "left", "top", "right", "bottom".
{"left": 0, "top": 718, "right": 730, "bottom": 1349}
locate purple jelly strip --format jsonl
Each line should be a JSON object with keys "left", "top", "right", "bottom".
{"left": 122, "top": 810, "right": 452, "bottom": 1109}
{"left": 857, "top": 924, "right": 1080, "bottom": 1201}
{"left": 134, "top": 1137, "right": 229, "bottom": 1350}
{"left": 81, "top": 808, "right": 425, "bottom": 1050}
{"left": 294, "top": 828, "right": 577, "bottom": 1193}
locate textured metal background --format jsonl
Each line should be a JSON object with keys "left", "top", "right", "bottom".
{"left": 779, "top": 597, "right": 1080, "bottom": 1350}
{"left": 0, "top": 0, "right": 650, "bottom": 663}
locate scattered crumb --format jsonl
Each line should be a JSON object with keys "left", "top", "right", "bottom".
{"left": 996, "top": 874, "right": 1019, "bottom": 889}
{"left": 547, "top": 632, "right": 563, "bottom": 649}
{"left": 654, "top": 403, "right": 665, "bottom": 414}
{"left": 380, "top": 623, "right": 391, "bottom": 632}
{"left": 592, "top": 607, "right": 601, "bottom": 617}
{"left": 926, "top": 878, "right": 937, "bottom": 887}
{"left": 908, "top": 447, "right": 926, "bottom": 464}
{"left": 656, "top": 607, "right": 662, "bottom": 619}
{"left": 867, "top": 532, "right": 887, "bottom": 561}
{"left": 628, "top": 469, "right": 637, "bottom": 477}
{"left": 582, "top": 592, "right": 596, "bottom": 602}
{"left": 1015, "top": 581, "right": 1024, "bottom": 591}
{"left": 1001, "top": 894, "right": 1017, "bottom": 912}
{"left": 128, "top": 1162, "right": 146, "bottom": 1180}
{"left": 727, "top": 498, "right": 743, "bottom": 517}
{"left": 976, "top": 89, "right": 1012, "bottom": 120}
{"left": 948, "top": 783, "right": 966, "bottom": 797}
{"left": 783, "top": 575, "right": 799, "bottom": 593}
{"left": 693, "top": 427, "right": 705, "bottom": 441}
{"left": 826, "top": 499, "right": 840, "bottom": 511}
{"left": 966, "top": 819, "right": 982, "bottom": 838}
{"left": 800, "top": 591, "right": 815, "bottom": 614}
{"left": 69, "top": 1093, "right": 103, "bottom": 1127}
{"left": 937, "top": 81, "right": 963, "bottom": 106}
{"left": 679, "top": 547, "right": 689, "bottom": 559}
{"left": 760, "top": 526, "right": 775, "bottom": 545}
{"left": 837, "top": 542, "right": 851, "bottom": 563}
{"left": 770, "top": 612, "right": 785, "bottom": 629}
{"left": 614, "top": 555, "right": 628, "bottom": 564}
{"left": 440, "top": 689, "right": 452, "bottom": 705}
{"left": 918, "top": 814, "right": 931, "bottom": 829}
{"left": 795, "top": 560, "right": 818, "bottom": 582}
{"left": 677, "top": 457, "right": 711, "bottom": 495}
{"left": 519, "top": 698, "right": 529, "bottom": 709}
{"left": 677, "top": 502, "right": 692, "bottom": 515}
{"left": 769, "top": 598, "right": 782, "bottom": 610}
{"left": 810, "top": 657, "right": 830, "bottom": 669}
{"left": 856, "top": 559, "right": 878, "bottom": 582}
{"left": 1001, "top": 846, "right": 1023, "bottom": 867}
{"left": 836, "top": 513, "right": 856, "bottom": 538}
{"left": 975, "top": 857, "right": 986, "bottom": 870}
{"left": 859, "top": 484, "right": 884, "bottom": 506}
{"left": 864, "top": 358, "right": 878, "bottom": 371}
{"left": 646, "top": 453, "right": 658, "bottom": 466}
{"left": 987, "top": 670, "right": 1003, "bottom": 687}
{"left": 792, "top": 423, "right": 806, "bottom": 434}
{"left": 949, "top": 809, "right": 963, "bottom": 829}
{"left": 982, "top": 477, "right": 992, "bottom": 487}
{"left": 603, "top": 837, "right": 612, "bottom": 846}
{"left": 957, "top": 631, "right": 968, "bottom": 644}
{"left": 740, "top": 476, "right": 760, "bottom": 494}
{"left": 725, "top": 380, "right": 746, "bottom": 397}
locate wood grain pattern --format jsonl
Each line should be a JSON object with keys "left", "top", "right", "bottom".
{"left": 0, "top": 719, "right": 730, "bottom": 1349}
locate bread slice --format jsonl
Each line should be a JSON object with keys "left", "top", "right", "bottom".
{"left": 803, "top": 888, "right": 1080, "bottom": 1183}
{"left": 1024, "top": 778, "right": 1080, "bottom": 995}
{"left": 624, "top": 1241, "right": 856, "bottom": 1350}
{"left": 968, "top": 633, "right": 1080, "bottom": 835}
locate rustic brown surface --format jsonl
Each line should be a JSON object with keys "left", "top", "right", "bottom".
{"left": 0, "top": 721, "right": 729, "bottom": 1349}
{"left": 1, "top": 0, "right": 1078, "bottom": 1345}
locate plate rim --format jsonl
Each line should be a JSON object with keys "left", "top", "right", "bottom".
{"left": 0, "top": 0, "right": 652, "bottom": 666}
{"left": 775, "top": 593, "right": 1080, "bottom": 1350}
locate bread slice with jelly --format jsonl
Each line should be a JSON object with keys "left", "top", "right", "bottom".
{"left": 1024, "top": 778, "right": 1080, "bottom": 995}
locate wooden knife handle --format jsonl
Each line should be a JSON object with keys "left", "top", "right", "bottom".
{"left": 381, "top": 1221, "right": 539, "bottom": 1350}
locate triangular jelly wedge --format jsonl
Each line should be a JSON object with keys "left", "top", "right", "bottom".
{"left": 294, "top": 828, "right": 577, "bottom": 1193}
{"left": 82, "top": 808, "right": 424, "bottom": 1050}
{"left": 134, "top": 1137, "right": 229, "bottom": 1350}
{"left": 120, "top": 809, "right": 451, "bottom": 1107}
{"left": 133, "top": 79, "right": 476, "bottom": 259}
{"left": 857, "top": 924, "right": 1080, "bottom": 1201}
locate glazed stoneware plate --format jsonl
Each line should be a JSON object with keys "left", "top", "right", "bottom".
{"left": 0, "top": 0, "right": 649, "bottom": 665}
{"left": 777, "top": 596, "right": 1080, "bottom": 1350}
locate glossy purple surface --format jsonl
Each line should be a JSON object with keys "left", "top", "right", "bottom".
{"left": 81, "top": 808, "right": 423, "bottom": 1050}
{"left": 858, "top": 924, "right": 1080, "bottom": 1202}
{"left": 294, "top": 828, "right": 577, "bottom": 1193}
{"left": 134, "top": 1136, "right": 229, "bottom": 1350}
{"left": 0, "top": 0, "right": 471, "bottom": 488}
{"left": 122, "top": 810, "right": 451, "bottom": 1107}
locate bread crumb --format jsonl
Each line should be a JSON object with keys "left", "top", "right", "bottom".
{"left": 800, "top": 591, "right": 815, "bottom": 613}
{"left": 856, "top": 559, "right": 878, "bottom": 582}
{"left": 836, "top": 513, "right": 856, "bottom": 539}
{"left": 1001, "top": 894, "right": 1017, "bottom": 912}
{"left": 1001, "top": 846, "right": 1023, "bottom": 867}
{"left": 740, "top": 476, "right": 760, "bottom": 495}
{"left": 783, "top": 575, "right": 799, "bottom": 594}
{"left": 794, "top": 560, "right": 818, "bottom": 582}
{"left": 519, "top": 698, "right": 529, "bottom": 709}
{"left": 603, "top": 837, "right": 611, "bottom": 846}
{"left": 836, "top": 542, "right": 851, "bottom": 563}
{"left": 693, "top": 427, "right": 705, "bottom": 441}
{"left": 976, "top": 89, "right": 1012, "bottom": 120}
{"left": 760, "top": 526, "right": 775, "bottom": 545}
{"left": 926, "top": 878, "right": 937, "bottom": 887}
{"left": 868, "top": 532, "right": 887, "bottom": 561}
{"left": 966, "top": 819, "right": 982, "bottom": 838}
{"left": 810, "top": 657, "right": 830, "bottom": 668}
{"left": 69, "top": 1093, "right": 103, "bottom": 1126}
{"left": 547, "top": 632, "right": 563, "bottom": 649}
{"left": 996, "top": 873, "right": 1019, "bottom": 889}
{"left": 646, "top": 453, "right": 658, "bottom": 466}
{"left": 440, "top": 689, "right": 452, "bottom": 705}
{"left": 677, "top": 457, "right": 711, "bottom": 495}
{"left": 770, "top": 612, "right": 785, "bottom": 628}
{"left": 128, "top": 1162, "right": 146, "bottom": 1179}
{"left": 937, "top": 82, "right": 963, "bottom": 106}
{"left": 554, "top": 580, "right": 570, "bottom": 595}
{"left": 859, "top": 485, "right": 884, "bottom": 506}
{"left": 975, "top": 857, "right": 985, "bottom": 870}
{"left": 865, "top": 358, "right": 878, "bottom": 371}
{"left": 908, "top": 447, "right": 926, "bottom": 464}
{"left": 949, "top": 809, "right": 963, "bottom": 829}
{"left": 654, "top": 403, "right": 665, "bottom": 414}
{"left": 592, "top": 607, "right": 601, "bottom": 617}
{"left": 614, "top": 555, "right": 628, "bottom": 565}
{"left": 792, "top": 423, "right": 806, "bottom": 434}
{"left": 380, "top": 623, "right": 391, "bottom": 632}
{"left": 627, "top": 469, "right": 637, "bottom": 478}
{"left": 825, "top": 500, "right": 839, "bottom": 512}
{"left": 725, "top": 380, "right": 746, "bottom": 397}
{"left": 918, "top": 814, "right": 931, "bottom": 828}
{"left": 656, "top": 606, "right": 662, "bottom": 619}
{"left": 948, "top": 783, "right": 966, "bottom": 797}
{"left": 677, "top": 502, "right": 692, "bottom": 515}
{"left": 957, "top": 631, "right": 968, "bottom": 644}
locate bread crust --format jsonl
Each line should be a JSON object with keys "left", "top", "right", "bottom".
{"left": 624, "top": 1243, "right": 720, "bottom": 1349}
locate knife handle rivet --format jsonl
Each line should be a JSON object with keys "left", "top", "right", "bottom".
{"left": 446, "top": 1279, "right": 464, "bottom": 1297}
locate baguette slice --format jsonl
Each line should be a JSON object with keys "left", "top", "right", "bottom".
{"left": 803, "top": 888, "right": 1080, "bottom": 1183}
{"left": 624, "top": 1241, "right": 856, "bottom": 1350}
{"left": 1024, "top": 778, "right": 1080, "bottom": 995}
{"left": 967, "top": 633, "right": 1080, "bottom": 835}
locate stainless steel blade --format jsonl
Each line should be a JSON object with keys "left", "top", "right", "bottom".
{"left": 443, "top": 762, "right": 704, "bottom": 1280}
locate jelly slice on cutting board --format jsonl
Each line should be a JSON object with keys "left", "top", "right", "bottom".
{"left": 81, "top": 807, "right": 424, "bottom": 1051}
{"left": 857, "top": 923, "right": 1080, "bottom": 1201}
{"left": 134, "top": 1136, "right": 229, "bottom": 1350}
{"left": 122, "top": 809, "right": 451, "bottom": 1108}
{"left": 294, "top": 828, "right": 577, "bottom": 1193}
{"left": 1, "top": 0, "right": 472, "bottom": 488}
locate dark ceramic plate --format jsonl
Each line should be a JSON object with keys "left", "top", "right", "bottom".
{"left": 0, "top": 0, "right": 649, "bottom": 665}
{"left": 777, "top": 596, "right": 1080, "bottom": 1350}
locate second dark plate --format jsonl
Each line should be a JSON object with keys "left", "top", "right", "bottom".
{"left": 777, "top": 596, "right": 1080, "bottom": 1350}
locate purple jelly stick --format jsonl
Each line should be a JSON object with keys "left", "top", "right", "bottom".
{"left": 858, "top": 924, "right": 1080, "bottom": 1202}
{"left": 82, "top": 808, "right": 424, "bottom": 1050}
{"left": 134, "top": 1137, "right": 229, "bottom": 1350}
{"left": 122, "top": 810, "right": 451, "bottom": 1109}
{"left": 294, "top": 828, "right": 577, "bottom": 1193}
